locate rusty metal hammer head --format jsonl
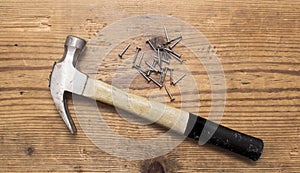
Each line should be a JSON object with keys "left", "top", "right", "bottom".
{"left": 49, "top": 35, "right": 88, "bottom": 134}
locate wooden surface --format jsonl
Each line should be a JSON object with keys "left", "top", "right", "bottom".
{"left": 0, "top": 0, "right": 299, "bottom": 172}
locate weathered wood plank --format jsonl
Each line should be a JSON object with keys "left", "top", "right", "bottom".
{"left": 0, "top": 0, "right": 299, "bottom": 172}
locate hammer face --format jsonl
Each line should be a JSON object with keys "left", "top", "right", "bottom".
{"left": 49, "top": 36, "right": 88, "bottom": 133}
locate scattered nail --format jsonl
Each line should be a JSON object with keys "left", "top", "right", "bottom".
{"left": 152, "top": 59, "right": 158, "bottom": 68}
{"left": 162, "top": 68, "right": 168, "bottom": 83}
{"left": 169, "top": 36, "right": 182, "bottom": 49}
{"left": 164, "top": 47, "right": 181, "bottom": 58}
{"left": 164, "top": 85, "right": 175, "bottom": 102}
{"left": 132, "top": 47, "right": 141, "bottom": 64}
{"left": 159, "top": 72, "right": 164, "bottom": 83}
{"left": 136, "top": 52, "right": 144, "bottom": 68}
{"left": 157, "top": 48, "right": 162, "bottom": 69}
{"left": 167, "top": 35, "right": 182, "bottom": 44}
{"left": 138, "top": 70, "right": 151, "bottom": 82}
{"left": 168, "top": 68, "right": 174, "bottom": 85}
{"left": 147, "top": 70, "right": 152, "bottom": 76}
{"left": 154, "top": 55, "right": 169, "bottom": 64}
{"left": 145, "top": 61, "right": 159, "bottom": 73}
{"left": 118, "top": 43, "right": 131, "bottom": 58}
{"left": 167, "top": 52, "right": 183, "bottom": 64}
{"left": 172, "top": 73, "right": 186, "bottom": 86}
{"left": 146, "top": 40, "right": 157, "bottom": 52}
{"left": 132, "top": 64, "right": 140, "bottom": 70}
{"left": 164, "top": 26, "right": 170, "bottom": 42}
{"left": 149, "top": 76, "right": 163, "bottom": 88}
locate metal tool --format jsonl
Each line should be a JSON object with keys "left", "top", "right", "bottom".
{"left": 49, "top": 35, "right": 264, "bottom": 161}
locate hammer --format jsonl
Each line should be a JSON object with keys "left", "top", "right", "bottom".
{"left": 49, "top": 35, "right": 264, "bottom": 161}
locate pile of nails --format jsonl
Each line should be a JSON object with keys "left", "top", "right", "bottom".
{"left": 118, "top": 27, "right": 186, "bottom": 102}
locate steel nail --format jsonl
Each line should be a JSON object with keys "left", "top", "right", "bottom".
{"left": 146, "top": 40, "right": 157, "bottom": 52}
{"left": 138, "top": 70, "right": 151, "bottom": 82}
{"left": 157, "top": 48, "right": 162, "bottom": 69}
{"left": 152, "top": 59, "right": 158, "bottom": 68}
{"left": 164, "top": 47, "right": 181, "bottom": 58}
{"left": 136, "top": 52, "right": 144, "bottom": 67}
{"left": 164, "top": 26, "right": 170, "bottom": 42}
{"left": 147, "top": 70, "right": 152, "bottom": 76}
{"left": 162, "top": 68, "right": 168, "bottom": 83}
{"left": 167, "top": 35, "right": 182, "bottom": 44}
{"left": 149, "top": 76, "right": 163, "bottom": 88}
{"left": 132, "top": 64, "right": 140, "bottom": 70}
{"left": 169, "top": 36, "right": 182, "bottom": 49}
{"left": 164, "top": 85, "right": 175, "bottom": 102}
{"left": 118, "top": 43, "right": 131, "bottom": 58}
{"left": 145, "top": 61, "right": 159, "bottom": 73}
{"left": 154, "top": 55, "right": 169, "bottom": 64}
{"left": 167, "top": 52, "right": 183, "bottom": 64}
{"left": 169, "top": 68, "right": 174, "bottom": 85}
{"left": 172, "top": 73, "right": 186, "bottom": 86}
{"left": 132, "top": 47, "right": 141, "bottom": 64}
{"left": 159, "top": 72, "right": 164, "bottom": 83}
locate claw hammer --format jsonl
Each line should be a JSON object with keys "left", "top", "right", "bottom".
{"left": 49, "top": 35, "right": 264, "bottom": 161}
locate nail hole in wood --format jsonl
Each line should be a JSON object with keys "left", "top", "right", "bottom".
{"left": 27, "top": 147, "right": 34, "bottom": 156}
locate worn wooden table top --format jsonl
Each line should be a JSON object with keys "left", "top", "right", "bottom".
{"left": 0, "top": 0, "right": 299, "bottom": 172}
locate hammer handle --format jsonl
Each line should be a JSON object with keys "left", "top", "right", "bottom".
{"left": 83, "top": 78, "right": 189, "bottom": 134}
{"left": 82, "top": 78, "right": 263, "bottom": 161}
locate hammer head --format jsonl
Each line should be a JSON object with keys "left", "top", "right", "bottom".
{"left": 49, "top": 35, "right": 88, "bottom": 134}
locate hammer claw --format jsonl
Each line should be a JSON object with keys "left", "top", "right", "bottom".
{"left": 49, "top": 35, "right": 87, "bottom": 134}
{"left": 62, "top": 92, "right": 77, "bottom": 134}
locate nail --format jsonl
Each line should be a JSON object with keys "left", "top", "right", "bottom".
{"left": 152, "top": 59, "right": 158, "bottom": 68}
{"left": 163, "top": 52, "right": 170, "bottom": 64}
{"left": 168, "top": 68, "right": 174, "bottom": 85}
{"left": 164, "top": 47, "right": 181, "bottom": 58}
{"left": 147, "top": 70, "right": 152, "bottom": 76}
{"left": 138, "top": 70, "right": 151, "bottom": 82}
{"left": 146, "top": 40, "right": 157, "bottom": 52}
{"left": 172, "top": 73, "right": 186, "bottom": 86}
{"left": 145, "top": 61, "right": 159, "bottom": 73}
{"left": 118, "top": 43, "right": 131, "bottom": 58}
{"left": 157, "top": 48, "right": 162, "bottom": 69}
{"left": 159, "top": 72, "right": 163, "bottom": 83}
{"left": 132, "top": 47, "right": 141, "bottom": 64}
{"left": 147, "top": 60, "right": 158, "bottom": 76}
{"left": 164, "top": 26, "right": 170, "bottom": 42}
{"left": 132, "top": 64, "right": 140, "bottom": 70}
{"left": 164, "top": 85, "right": 175, "bottom": 102}
{"left": 136, "top": 52, "right": 144, "bottom": 67}
{"left": 167, "top": 52, "right": 183, "bottom": 64}
{"left": 154, "top": 55, "right": 169, "bottom": 64}
{"left": 159, "top": 68, "right": 168, "bottom": 83}
{"left": 167, "top": 35, "right": 182, "bottom": 44}
{"left": 162, "top": 68, "right": 168, "bottom": 83}
{"left": 169, "top": 36, "right": 182, "bottom": 49}
{"left": 149, "top": 76, "right": 163, "bottom": 88}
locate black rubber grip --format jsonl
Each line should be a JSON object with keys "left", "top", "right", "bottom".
{"left": 184, "top": 113, "right": 264, "bottom": 161}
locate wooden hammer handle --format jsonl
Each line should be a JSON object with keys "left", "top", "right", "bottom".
{"left": 83, "top": 78, "right": 190, "bottom": 134}
{"left": 82, "top": 78, "right": 264, "bottom": 161}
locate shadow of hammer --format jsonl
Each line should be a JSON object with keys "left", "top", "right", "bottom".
{"left": 49, "top": 35, "right": 264, "bottom": 161}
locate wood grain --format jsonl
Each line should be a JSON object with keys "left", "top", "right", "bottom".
{"left": 0, "top": 0, "right": 299, "bottom": 172}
